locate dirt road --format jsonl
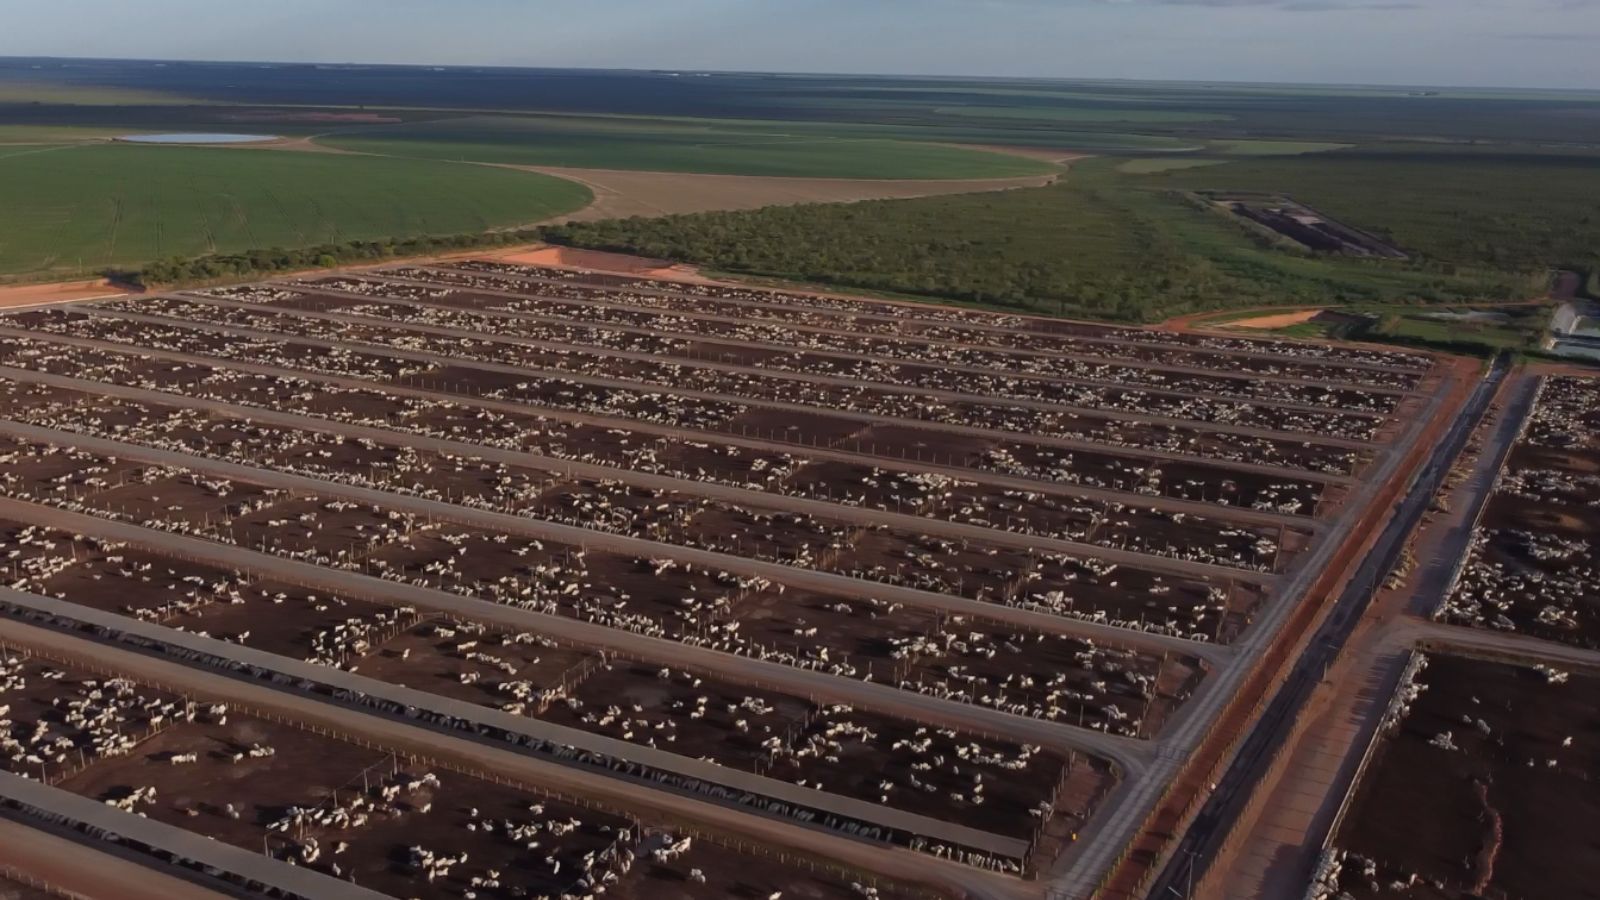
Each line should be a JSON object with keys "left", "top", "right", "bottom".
{"left": 0, "top": 280, "right": 127, "bottom": 310}
{"left": 1145, "top": 354, "right": 1506, "bottom": 900}
{"left": 1038, "top": 349, "right": 1462, "bottom": 900}
{"left": 1193, "top": 361, "right": 1532, "bottom": 900}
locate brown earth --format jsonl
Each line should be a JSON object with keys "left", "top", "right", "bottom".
{"left": 260, "top": 135, "right": 1067, "bottom": 220}
{"left": 0, "top": 279, "right": 128, "bottom": 308}
{"left": 1158, "top": 305, "right": 1333, "bottom": 332}
{"left": 1335, "top": 655, "right": 1600, "bottom": 900}
{"left": 1225, "top": 310, "right": 1323, "bottom": 330}
{"left": 1096, "top": 353, "right": 1470, "bottom": 899}
{"left": 487, "top": 245, "right": 694, "bottom": 278}
{"left": 521, "top": 165, "right": 1061, "bottom": 223}
{"left": 1193, "top": 365, "right": 1524, "bottom": 900}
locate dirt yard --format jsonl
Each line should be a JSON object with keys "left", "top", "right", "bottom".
{"left": 1330, "top": 654, "right": 1600, "bottom": 900}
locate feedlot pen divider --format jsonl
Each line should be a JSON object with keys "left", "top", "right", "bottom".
{"left": 0, "top": 417, "right": 1252, "bottom": 659}
{"left": 413, "top": 265, "right": 1430, "bottom": 379}
{"left": 0, "top": 259, "right": 1447, "bottom": 899}
{"left": 0, "top": 363, "right": 1286, "bottom": 581}
{"left": 0, "top": 769, "right": 390, "bottom": 900}
{"left": 249, "top": 280, "right": 1397, "bottom": 429}
{"left": 1426, "top": 373, "right": 1542, "bottom": 618}
{"left": 67, "top": 305, "right": 1372, "bottom": 482}
{"left": 322, "top": 275, "right": 1398, "bottom": 419}
{"left": 0, "top": 492, "right": 1162, "bottom": 762}
{"left": 0, "top": 325, "right": 1331, "bottom": 529}
{"left": 0, "top": 593, "right": 1029, "bottom": 865}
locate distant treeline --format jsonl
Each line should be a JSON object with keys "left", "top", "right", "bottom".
{"left": 536, "top": 172, "right": 1526, "bottom": 323}
{"left": 129, "top": 229, "right": 545, "bottom": 288}
{"left": 542, "top": 183, "right": 1244, "bottom": 323}
{"left": 129, "top": 158, "right": 1539, "bottom": 323}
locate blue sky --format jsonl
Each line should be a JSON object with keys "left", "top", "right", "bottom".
{"left": 4, "top": 0, "right": 1598, "bottom": 89}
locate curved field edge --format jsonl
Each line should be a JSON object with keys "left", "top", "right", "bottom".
{"left": 315, "top": 116, "right": 1060, "bottom": 180}
{"left": 0, "top": 143, "right": 593, "bottom": 281}
{"left": 524, "top": 165, "right": 1061, "bottom": 223}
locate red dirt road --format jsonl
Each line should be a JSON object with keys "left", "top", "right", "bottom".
{"left": 1095, "top": 354, "right": 1480, "bottom": 899}
{"left": 1195, "top": 358, "right": 1514, "bottom": 899}
{"left": 0, "top": 280, "right": 127, "bottom": 309}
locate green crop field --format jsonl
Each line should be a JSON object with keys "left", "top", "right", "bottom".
{"left": 1202, "top": 140, "right": 1352, "bottom": 156}
{"left": 0, "top": 80, "right": 195, "bottom": 106}
{"left": 3, "top": 60, "right": 1598, "bottom": 315}
{"left": 1117, "top": 158, "right": 1227, "bottom": 174}
{"left": 1241, "top": 305, "right": 1554, "bottom": 355}
{"left": 1372, "top": 311, "right": 1542, "bottom": 352}
{"left": 317, "top": 114, "right": 1058, "bottom": 179}
{"left": 0, "top": 144, "right": 591, "bottom": 280}
{"left": 0, "top": 124, "right": 157, "bottom": 143}
{"left": 928, "top": 105, "right": 1229, "bottom": 124}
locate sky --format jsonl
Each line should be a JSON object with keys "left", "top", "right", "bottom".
{"left": 3, "top": 0, "right": 1598, "bottom": 89}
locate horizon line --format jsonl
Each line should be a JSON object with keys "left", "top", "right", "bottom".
{"left": 2, "top": 53, "right": 1596, "bottom": 96}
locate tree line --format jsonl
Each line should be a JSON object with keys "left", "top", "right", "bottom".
{"left": 128, "top": 229, "right": 546, "bottom": 289}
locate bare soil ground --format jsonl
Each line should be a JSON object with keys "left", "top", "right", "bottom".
{"left": 1225, "top": 310, "right": 1323, "bottom": 330}
{"left": 521, "top": 166, "right": 1059, "bottom": 223}
{"left": 0, "top": 281, "right": 127, "bottom": 309}
{"left": 251, "top": 136, "right": 360, "bottom": 154}
{"left": 489, "top": 245, "right": 693, "bottom": 277}
{"left": 1331, "top": 654, "right": 1600, "bottom": 900}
